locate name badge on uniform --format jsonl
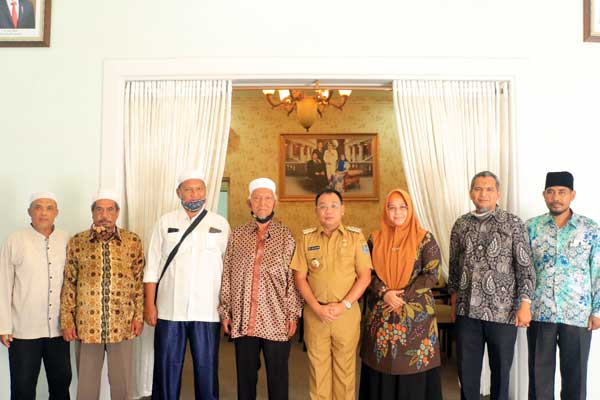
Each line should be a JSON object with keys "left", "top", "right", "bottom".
{"left": 308, "top": 245, "right": 320, "bottom": 251}
{"left": 167, "top": 228, "right": 179, "bottom": 233}
{"left": 209, "top": 227, "right": 222, "bottom": 233}
{"left": 362, "top": 244, "right": 369, "bottom": 254}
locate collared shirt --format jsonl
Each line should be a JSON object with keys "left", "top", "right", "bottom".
{"left": 448, "top": 207, "right": 535, "bottom": 324}
{"left": 144, "top": 208, "right": 230, "bottom": 322}
{"left": 290, "top": 224, "right": 373, "bottom": 303}
{"left": 60, "top": 227, "right": 145, "bottom": 344}
{"left": 527, "top": 212, "right": 600, "bottom": 328}
{"left": 0, "top": 226, "right": 68, "bottom": 339}
{"left": 218, "top": 220, "right": 303, "bottom": 341}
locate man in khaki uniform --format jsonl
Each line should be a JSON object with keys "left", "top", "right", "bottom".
{"left": 291, "top": 188, "right": 372, "bottom": 400}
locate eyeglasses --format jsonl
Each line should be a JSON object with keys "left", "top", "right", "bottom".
{"left": 387, "top": 205, "right": 408, "bottom": 212}
{"left": 317, "top": 203, "right": 341, "bottom": 211}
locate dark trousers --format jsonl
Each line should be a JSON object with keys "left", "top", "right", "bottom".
{"left": 527, "top": 321, "right": 592, "bottom": 400}
{"left": 234, "top": 336, "right": 291, "bottom": 400}
{"left": 8, "top": 336, "right": 71, "bottom": 400}
{"left": 456, "top": 316, "right": 517, "bottom": 400}
{"left": 358, "top": 362, "right": 443, "bottom": 400}
{"left": 152, "top": 319, "right": 220, "bottom": 400}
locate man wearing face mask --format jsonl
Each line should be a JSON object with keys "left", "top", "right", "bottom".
{"left": 60, "top": 191, "right": 145, "bottom": 400}
{"left": 144, "top": 170, "right": 230, "bottom": 400}
{"left": 218, "top": 178, "right": 303, "bottom": 400}
{"left": 448, "top": 171, "right": 535, "bottom": 400}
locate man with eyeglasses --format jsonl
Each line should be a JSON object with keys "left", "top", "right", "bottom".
{"left": 448, "top": 171, "right": 535, "bottom": 400}
{"left": 290, "top": 188, "right": 372, "bottom": 400}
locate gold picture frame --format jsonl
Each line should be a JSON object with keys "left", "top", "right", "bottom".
{"left": 279, "top": 133, "right": 379, "bottom": 201}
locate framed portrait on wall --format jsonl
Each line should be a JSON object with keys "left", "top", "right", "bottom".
{"left": 0, "top": 0, "right": 51, "bottom": 47}
{"left": 584, "top": 0, "right": 600, "bottom": 42}
{"left": 279, "top": 133, "right": 379, "bottom": 201}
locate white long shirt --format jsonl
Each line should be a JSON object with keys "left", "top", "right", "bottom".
{"left": 0, "top": 226, "right": 68, "bottom": 339}
{"left": 144, "top": 208, "right": 230, "bottom": 322}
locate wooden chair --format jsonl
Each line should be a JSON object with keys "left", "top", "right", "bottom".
{"left": 432, "top": 278, "right": 454, "bottom": 359}
{"left": 435, "top": 303, "right": 454, "bottom": 359}
{"left": 343, "top": 169, "right": 362, "bottom": 190}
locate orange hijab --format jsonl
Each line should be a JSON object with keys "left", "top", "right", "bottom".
{"left": 371, "top": 189, "right": 428, "bottom": 289}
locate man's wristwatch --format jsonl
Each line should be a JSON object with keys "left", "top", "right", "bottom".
{"left": 342, "top": 300, "right": 352, "bottom": 310}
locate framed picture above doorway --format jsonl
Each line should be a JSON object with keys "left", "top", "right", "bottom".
{"left": 279, "top": 133, "right": 379, "bottom": 201}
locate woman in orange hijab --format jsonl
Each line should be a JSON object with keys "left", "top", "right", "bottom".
{"left": 359, "top": 189, "right": 443, "bottom": 400}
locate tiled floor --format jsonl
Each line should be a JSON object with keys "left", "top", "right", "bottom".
{"left": 174, "top": 334, "right": 461, "bottom": 399}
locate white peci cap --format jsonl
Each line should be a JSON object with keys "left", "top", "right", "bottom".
{"left": 92, "top": 190, "right": 120, "bottom": 206}
{"left": 248, "top": 178, "right": 276, "bottom": 197}
{"left": 29, "top": 191, "right": 57, "bottom": 205}
{"left": 177, "top": 169, "right": 205, "bottom": 187}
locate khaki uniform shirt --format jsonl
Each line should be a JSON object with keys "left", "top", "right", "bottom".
{"left": 290, "top": 224, "right": 372, "bottom": 303}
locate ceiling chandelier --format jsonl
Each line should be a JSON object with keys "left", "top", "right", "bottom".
{"left": 262, "top": 81, "right": 352, "bottom": 132}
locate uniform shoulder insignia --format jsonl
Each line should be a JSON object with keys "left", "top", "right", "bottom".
{"left": 302, "top": 227, "right": 318, "bottom": 235}
{"left": 346, "top": 226, "right": 362, "bottom": 233}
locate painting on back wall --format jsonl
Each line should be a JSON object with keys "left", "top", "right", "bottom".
{"left": 0, "top": 0, "right": 51, "bottom": 47}
{"left": 279, "top": 133, "right": 379, "bottom": 201}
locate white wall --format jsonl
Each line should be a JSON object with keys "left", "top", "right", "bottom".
{"left": 1, "top": 0, "right": 599, "bottom": 398}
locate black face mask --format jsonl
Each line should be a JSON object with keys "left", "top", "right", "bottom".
{"left": 251, "top": 211, "right": 275, "bottom": 224}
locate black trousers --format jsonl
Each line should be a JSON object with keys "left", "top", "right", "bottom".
{"left": 527, "top": 321, "right": 592, "bottom": 400}
{"left": 456, "top": 316, "right": 517, "bottom": 400}
{"left": 8, "top": 336, "right": 72, "bottom": 400}
{"left": 233, "top": 336, "right": 291, "bottom": 400}
{"left": 358, "top": 362, "right": 443, "bottom": 400}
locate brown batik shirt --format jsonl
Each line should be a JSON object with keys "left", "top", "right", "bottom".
{"left": 218, "top": 220, "right": 303, "bottom": 341}
{"left": 60, "top": 227, "right": 145, "bottom": 344}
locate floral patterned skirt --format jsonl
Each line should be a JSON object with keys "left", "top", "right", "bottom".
{"left": 361, "top": 295, "right": 441, "bottom": 375}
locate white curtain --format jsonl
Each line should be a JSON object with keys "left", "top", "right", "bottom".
{"left": 123, "top": 80, "right": 232, "bottom": 398}
{"left": 393, "top": 80, "right": 515, "bottom": 278}
{"left": 393, "top": 80, "right": 526, "bottom": 399}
